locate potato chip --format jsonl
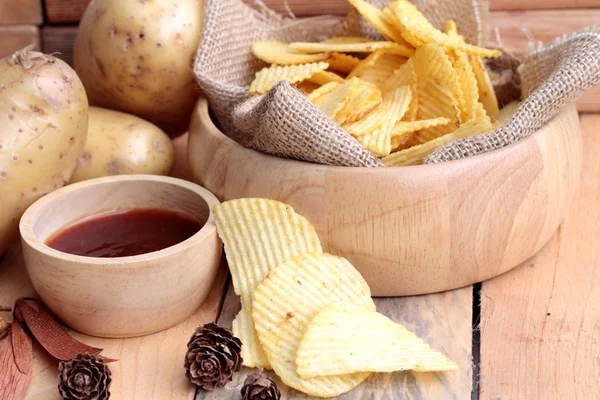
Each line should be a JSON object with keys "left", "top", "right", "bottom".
{"left": 307, "top": 81, "right": 340, "bottom": 102}
{"left": 359, "top": 54, "right": 407, "bottom": 86}
{"left": 356, "top": 86, "right": 411, "bottom": 156}
{"left": 388, "top": 0, "right": 501, "bottom": 58}
{"left": 307, "top": 70, "right": 345, "bottom": 85}
{"left": 213, "top": 199, "right": 322, "bottom": 368}
{"left": 391, "top": 117, "right": 451, "bottom": 137}
{"left": 498, "top": 101, "right": 520, "bottom": 124}
{"left": 295, "top": 80, "right": 321, "bottom": 94}
{"left": 252, "top": 252, "right": 375, "bottom": 398}
{"left": 249, "top": 62, "right": 329, "bottom": 95}
{"left": 322, "top": 36, "right": 371, "bottom": 44}
{"left": 347, "top": 49, "right": 385, "bottom": 79}
{"left": 335, "top": 81, "right": 382, "bottom": 124}
{"left": 252, "top": 40, "right": 330, "bottom": 65}
{"left": 390, "top": 132, "right": 413, "bottom": 151}
{"left": 472, "top": 56, "right": 500, "bottom": 121}
{"left": 382, "top": 116, "right": 493, "bottom": 166}
{"left": 383, "top": 7, "right": 426, "bottom": 48}
{"left": 347, "top": 0, "right": 412, "bottom": 47}
{"left": 411, "top": 44, "right": 462, "bottom": 141}
{"left": 325, "top": 52, "right": 360, "bottom": 73}
{"left": 289, "top": 41, "right": 414, "bottom": 57}
{"left": 296, "top": 302, "right": 459, "bottom": 378}
{"left": 312, "top": 78, "right": 361, "bottom": 120}
{"left": 342, "top": 84, "right": 408, "bottom": 136}
{"left": 384, "top": 58, "right": 418, "bottom": 121}
{"left": 444, "top": 21, "right": 479, "bottom": 121}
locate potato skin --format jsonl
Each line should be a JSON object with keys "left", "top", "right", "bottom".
{"left": 73, "top": 0, "right": 203, "bottom": 136}
{"left": 0, "top": 49, "right": 88, "bottom": 254}
{"left": 71, "top": 107, "right": 175, "bottom": 183}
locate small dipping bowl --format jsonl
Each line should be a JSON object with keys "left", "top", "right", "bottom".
{"left": 19, "top": 175, "right": 222, "bottom": 338}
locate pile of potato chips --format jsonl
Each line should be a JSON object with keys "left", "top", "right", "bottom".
{"left": 213, "top": 198, "right": 458, "bottom": 398}
{"left": 248, "top": 0, "right": 510, "bottom": 166}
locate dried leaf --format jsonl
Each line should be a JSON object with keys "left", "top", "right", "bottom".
{"left": 10, "top": 321, "right": 31, "bottom": 375}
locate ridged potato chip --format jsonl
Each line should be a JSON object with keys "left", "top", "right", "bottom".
{"left": 358, "top": 54, "right": 407, "bottom": 86}
{"left": 382, "top": 116, "right": 493, "bottom": 166}
{"left": 252, "top": 252, "right": 375, "bottom": 398}
{"left": 307, "top": 70, "right": 345, "bottom": 85}
{"left": 325, "top": 52, "right": 360, "bottom": 73}
{"left": 384, "top": 58, "right": 418, "bottom": 120}
{"left": 289, "top": 41, "right": 414, "bottom": 57}
{"left": 312, "top": 78, "right": 361, "bottom": 120}
{"left": 252, "top": 40, "right": 330, "bottom": 65}
{"left": 249, "top": 62, "right": 329, "bottom": 95}
{"left": 356, "top": 86, "right": 412, "bottom": 156}
{"left": 307, "top": 81, "right": 340, "bottom": 102}
{"left": 412, "top": 44, "right": 463, "bottom": 142}
{"left": 296, "top": 80, "right": 321, "bottom": 94}
{"left": 444, "top": 21, "right": 480, "bottom": 121}
{"left": 335, "top": 81, "right": 382, "bottom": 124}
{"left": 347, "top": 49, "right": 385, "bottom": 79}
{"left": 213, "top": 198, "right": 322, "bottom": 368}
{"left": 296, "top": 302, "right": 459, "bottom": 378}
{"left": 390, "top": 133, "right": 413, "bottom": 151}
{"left": 472, "top": 56, "right": 500, "bottom": 121}
{"left": 347, "top": 0, "right": 412, "bottom": 47}
{"left": 391, "top": 117, "right": 451, "bottom": 137}
{"left": 388, "top": 0, "right": 501, "bottom": 58}
{"left": 322, "top": 36, "right": 371, "bottom": 44}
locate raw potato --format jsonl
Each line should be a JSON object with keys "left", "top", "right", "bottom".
{"left": 0, "top": 48, "right": 88, "bottom": 254}
{"left": 74, "top": 0, "right": 204, "bottom": 136}
{"left": 71, "top": 107, "right": 175, "bottom": 183}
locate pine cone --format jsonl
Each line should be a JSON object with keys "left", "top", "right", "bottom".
{"left": 58, "top": 353, "right": 111, "bottom": 400}
{"left": 241, "top": 371, "right": 281, "bottom": 400}
{"left": 184, "top": 323, "right": 242, "bottom": 390}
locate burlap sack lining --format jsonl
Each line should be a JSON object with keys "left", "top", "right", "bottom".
{"left": 194, "top": 0, "right": 599, "bottom": 167}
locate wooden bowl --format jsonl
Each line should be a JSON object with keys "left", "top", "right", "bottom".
{"left": 19, "top": 175, "right": 222, "bottom": 338}
{"left": 188, "top": 98, "right": 582, "bottom": 296}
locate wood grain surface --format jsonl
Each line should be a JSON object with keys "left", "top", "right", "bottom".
{"left": 479, "top": 114, "right": 600, "bottom": 399}
{"left": 188, "top": 98, "right": 582, "bottom": 296}
{"left": 0, "top": 0, "right": 42, "bottom": 24}
{"left": 0, "top": 25, "right": 40, "bottom": 59}
{"left": 0, "top": 245, "right": 228, "bottom": 400}
{"left": 196, "top": 283, "right": 473, "bottom": 399}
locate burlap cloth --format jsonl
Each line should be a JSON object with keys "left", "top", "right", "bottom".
{"left": 194, "top": 0, "right": 600, "bottom": 167}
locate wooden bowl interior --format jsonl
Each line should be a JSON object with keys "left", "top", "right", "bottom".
{"left": 30, "top": 179, "right": 211, "bottom": 246}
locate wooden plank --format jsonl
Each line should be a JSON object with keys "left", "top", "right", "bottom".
{"left": 197, "top": 283, "right": 473, "bottom": 399}
{"left": 45, "top": 0, "right": 90, "bottom": 23}
{"left": 479, "top": 114, "right": 600, "bottom": 399}
{"left": 0, "top": 25, "right": 40, "bottom": 59}
{"left": 489, "top": 10, "right": 600, "bottom": 53}
{"left": 241, "top": 0, "right": 600, "bottom": 15}
{"left": 41, "top": 26, "right": 78, "bottom": 66}
{"left": 0, "top": 245, "right": 229, "bottom": 400}
{"left": 0, "top": 0, "right": 42, "bottom": 24}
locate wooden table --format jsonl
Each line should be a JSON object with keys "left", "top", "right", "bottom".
{"left": 199, "top": 113, "right": 600, "bottom": 399}
{"left": 1, "top": 115, "right": 597, "bottom": 399}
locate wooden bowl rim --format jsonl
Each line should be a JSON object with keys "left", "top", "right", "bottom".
{"left": 196, "top": 97, "right": 574, "bottom": 172}
{"left": 19, "top": 174, "right": 220, "bottom": 266}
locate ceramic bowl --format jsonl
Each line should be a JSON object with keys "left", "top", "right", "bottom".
{"left": 188, "top": 97, "right": 582, "bottom": 296}
{"left": 20, "top": 174, "right": 221, "bottom": 338}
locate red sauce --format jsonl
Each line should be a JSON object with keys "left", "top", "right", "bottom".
{"left": 46, "top": 209, "right": 203, "bottom": 258}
